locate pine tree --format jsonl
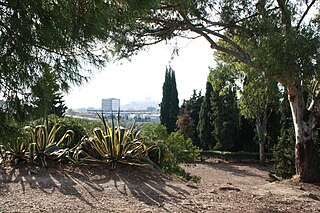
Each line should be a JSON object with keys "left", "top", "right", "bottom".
{"left": 50, "top": 92, "right": 68, "bottom": 117}
{"left": 197, "top": 81, "right": 215, "bottom": 150}
{"left": 31, "top": 67, "right": 68, "bottom": 118}
{"left": 160, "top": 66, "right": 179, "bottom": 133}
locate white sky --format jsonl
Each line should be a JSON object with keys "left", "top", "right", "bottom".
{"left": 64, "top": 38, "right": 216, "bottom": 109}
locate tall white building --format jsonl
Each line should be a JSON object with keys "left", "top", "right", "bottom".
{"left": 102, "top": 98, "right": 120, "bottom": 112}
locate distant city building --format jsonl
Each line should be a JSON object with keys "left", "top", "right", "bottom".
{"left": 122, "top": 98, "right": 160, "bottom": 111}
{"left": 102, "top": 98, "right": 120, "bottom": 112}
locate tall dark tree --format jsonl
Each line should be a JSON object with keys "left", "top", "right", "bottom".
{"left": 198, "top": 81, "right": 215, "bottom": 150}
{"left": 177, "top": 90, "right": 203, "bottom": 147}
{"left": 31, "top": 67, "right": 67, "bottom": 119}
{"left": 272, "top": 91, "right": 296, "bottom": 179}
{"left": 209, "top": 64, "right": 240, "bottom": 151}
{"left": 239, "top": 116, "right": 256, "bottom": 152}
{"left": 160, "top": 66, "right": 179, "bottom": 133}
{"left": 50, "top": 92, "right": 68, "bottom": 118}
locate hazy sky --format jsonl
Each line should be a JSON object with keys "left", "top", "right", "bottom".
{"left": 64, "top": 38, "right": 216, "bottom": 109}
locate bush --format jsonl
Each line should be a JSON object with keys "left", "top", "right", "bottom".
{"left": 141, "top": 124, "right": 200, "bottom": 180}
{"left": 271, "top": 128, "right": 295, "bottom": 179}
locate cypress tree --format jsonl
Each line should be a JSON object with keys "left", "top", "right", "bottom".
{"left": 197, "top": 81, "right": 215, "bottom": 150}
{"left": 160, "top": 66, "right": 179, "bottom": 133}
{"left": 211, "top": 86, "right": 239, "bottom": 151}
{"left": 209, "top": 64, "right": 240, "bottom": 151}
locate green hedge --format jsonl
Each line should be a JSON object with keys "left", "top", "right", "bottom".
{"left": 200, "top": 151, "right": 273, "bottom": 162}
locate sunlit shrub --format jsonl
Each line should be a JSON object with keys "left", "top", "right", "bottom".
{"left": 141, "top": 124, "right": 200, "bottom": 180}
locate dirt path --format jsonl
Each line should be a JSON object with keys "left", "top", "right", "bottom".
{"left": 1, "top": 159, "right": 319, "bottom": 212}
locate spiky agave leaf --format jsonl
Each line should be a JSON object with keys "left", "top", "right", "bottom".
{"left": 29, "top": 142, "right": 36, "bottom": 162}
{"left": 56, "top": 129, "right": 75, "bottom": 148}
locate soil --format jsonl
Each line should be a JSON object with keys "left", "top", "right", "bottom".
{"left": 1, "top": 158, "right": 320, "bottom": 213}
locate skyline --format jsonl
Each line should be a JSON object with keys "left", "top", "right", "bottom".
{"left": 64, "top": 38, "right": 216, "bottom": 109}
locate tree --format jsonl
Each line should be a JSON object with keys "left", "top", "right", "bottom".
{"left": 160, "top": 66, "right": 179, "bottom": 133}
{"left": 198, "top": 81, "right": 215, "bottom": 150}
{"left": 127, "top": 1, "right": 320, "bottom": 183}
{"left": 0, "top": 0, "right": 158, "bottom": 101}
{"left": 239, "top": 115, "right": 256, "bottom": 152}
{"left": 177, "top": 90, "right": 203, "bottom": 147}
{"left": 272, "top": 90, "right": 296, "bottom": 179}
{"left": 176, "top": 110, "right": 195, "bottom": 140}
{"left": 238, "top": 68, "right": 280, "bottom": 164}
{"left": 31, "top": 67, "right": 67, "bottom": 119}
{"left": 209, "top": 64, "right": 240, "bottom": 151}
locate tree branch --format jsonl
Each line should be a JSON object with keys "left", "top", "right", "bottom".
{"left": 297, "top": 0, "right": 317, "bottom": 30}
{"left": 175, "top": 6, "right": 253, "bottom": 66}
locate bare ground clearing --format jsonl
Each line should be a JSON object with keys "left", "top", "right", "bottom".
{"left": 0, "top": 159, "right": 319, "bottom": 212}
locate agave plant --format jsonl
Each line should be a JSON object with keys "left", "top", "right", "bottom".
{"left": 5, "top": 137, "right": 29, "bottom": 163}
{"left": 13, "top": 123, "right": 74, "bottom": 165}
{"left": 72, "top": 113, "right": 159, "bottom": 170}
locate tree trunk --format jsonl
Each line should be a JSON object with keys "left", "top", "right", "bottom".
{"left": 255, "top": 110, "right": 268, "bottom": 165}
{"left": 288, "top": 85, "right": 320, "bottom": 183}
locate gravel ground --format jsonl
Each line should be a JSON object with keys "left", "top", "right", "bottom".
{"left": 1, "top": 159, "right": 319, "bottom": 212}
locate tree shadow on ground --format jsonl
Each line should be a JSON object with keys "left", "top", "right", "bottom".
{"left": 0, "top": 163, "right": 193, "bottom": 212}
{"left": 197, "top": 160, "right": 269, "bottom": 178}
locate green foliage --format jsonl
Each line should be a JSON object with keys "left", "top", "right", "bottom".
{"left": 24, "top": 124, "right": 73, "bottom": 163}
{"left": 71, "top": 114, "right": 159, "bottom": 170}
{"left": 141, "top": 124, "right": 200, "bottom": 179}
{"left": 160, "top": 66, "right": 180, "bottom": 133}
{"left": 0, "top": 0, "right": 160, "bottom": 107}
{"left": 239, "top": 116, "right": 256, "bottom": 152}
{"left": 176, "top": 110, "right": 195, "bottom": 140}
{"left": 272, "top": 128, "right": 296, "bottom": 179}
{"left": 209, "top": 64, "right": 240, "bottom": 151}
{"left": 30, "top": 115, "right": 88, "bottom": 146}
{"left": 271, "top": 94, "right": 296, "bottom": 179}
{"left": 31, "top": 67, "right": 68, "bottom": 119}
{"left": 5, "top": 123, "right": 74, "bottom": 165}
{"left": 177, "top": 90, "right": 203, "bottom": 147}
{"left": 0, "top": 111, "right": 21, "bottom": 147}
{"left": 197, "top": 81, "right": 215, "bottom": 150}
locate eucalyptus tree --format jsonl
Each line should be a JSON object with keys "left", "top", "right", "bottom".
{"left": 239, "top": 68, "right": 280, "bottom": 165}
{"left": 129, "top": 0, "right": 320, "bottom": 183}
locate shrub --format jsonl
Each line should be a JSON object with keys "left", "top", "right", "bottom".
{"left": 271, "top": 128, "right": 295, "bottom": 179}
{"left": 141, "top": 124, "right": 200, "bottom": 180}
